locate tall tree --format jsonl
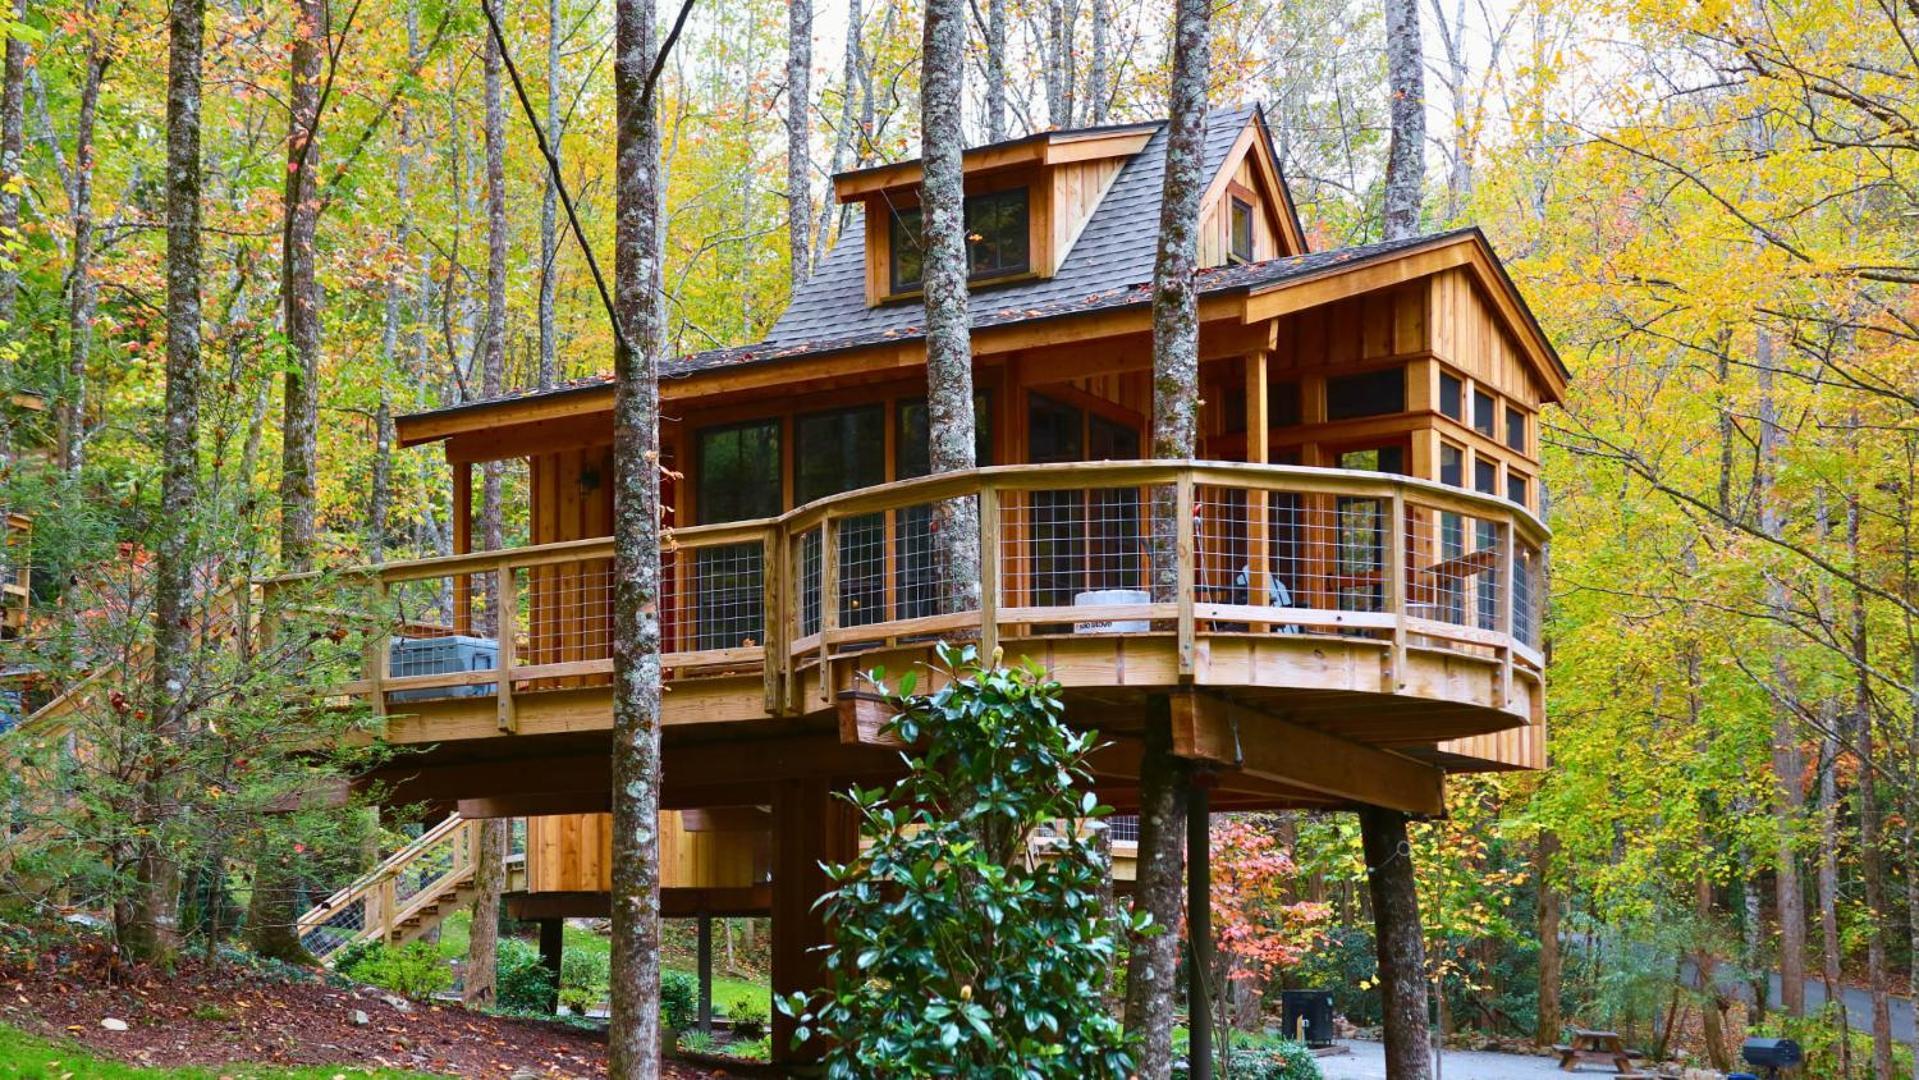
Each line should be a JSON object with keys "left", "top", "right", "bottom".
{"left": 1125, "top": 0, "right": 1208, "bottom": 1074}
{"left": 466, "top": 20, "right": 513, "bottom": 1004}
{"left": 59, "top": 2, "right": 109, "bottom": 476}
{"left": 786, "top": 0, "right": 812, "bottom": 288}
{"left": 1369, "top": 2, "right": 1435, "bottom": 1075}
{"left": 811, "top": 0, "right": 863, "bottom": 267}
{"left": 1381, "top": 0, "right": 1425, "bottom": 238}
{"left": 0, "top": 0, "right": 30, "bottom": 324}
{"left": 1086, "top": 0, "right": 1108, "bottom": 124}
{"left": 919, "top": 0, "right": 978, "bottom": 611}
{"left": 132, "top": 0, "right": 204, "bottom": 967}
{"left": 983, "top": 0, "right": 1005, "bottom": 141}
{"left": 279, "top": 0, "right": 325, "bottom": 571}
{"left": 607, "top": 0, "right": 666, "bottom": 1071}
{"left": 537, "top": 0, "right": 562, "bottom": 389}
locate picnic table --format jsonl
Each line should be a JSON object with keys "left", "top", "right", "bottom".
{"left": 1554, "top": 1029, "right": 1638, "bottom": 1073}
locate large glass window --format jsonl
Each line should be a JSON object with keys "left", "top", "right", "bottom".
{"left": 697, "top": 420, "right": 781, "bottom": 523}
{"left": 695, "top": 420, "right": 781, "bottom": 649}
{"left": 1439, "top": 442, "right": 1463, "bottom": 487}
{"left": 1473, "top": 388, "right": 1497, "bottom": 437}
{"left": 895, "top": 397, "right": 992, "bottom": 620}
{"left": 1026, "top": 395, "right": 1144, "bottom": 613}
{"left": 1269, "top": 381, "right": 1302, "bottom": 428}
{"left": 895, "top": 396, "right": 992, "bottom": 479}
{"left": 1326, "top": 367, "right": 1406, "bottom": 420}
{"left": 1505, "top": 406, "right": 1527, "bottom": 453}
{"left": 795, "top": 405, "right": 885, "bottom": 505}
{"left": 889, "top": 188, "right": 1031, "bottom": 291}
{"left": 1337, "top": 445, "right": 1406, "bottom": 475}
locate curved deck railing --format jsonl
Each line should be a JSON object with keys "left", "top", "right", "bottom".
{"left": 302, "top": 461, "right": 1546, "bottom": 728}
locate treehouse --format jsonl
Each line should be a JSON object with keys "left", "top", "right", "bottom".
{"left": 329, "top": 104, "right": 1559, "bottom": 1058}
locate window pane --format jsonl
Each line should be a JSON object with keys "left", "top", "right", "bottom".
{"left": 1269, "top": 381, "right": 1302, "bottom": 428}
{"left": 1028, "top": 394, "right": 1083, "bottom": 464}
{"left": 697, "top": 420, "right": 782, "bottom": 523}
{"left": 897, "top": 396, "right": 992, "bottom": 479}
{"left": 1505, "top": 406, "right": 1526, "bottom": 452}
{"left": 1473, "top": 388, "right": 1496, "bottom": 437}
{"left": 1326, "top": 367, "right": 1406, "bottom": 420}
{"left": 1475, "top": 458, "right": 1497, "bottom": 495}
{"left": 1089, "top": 414, "right": 1139, "bottom": 460}
{"left": 1230, "top": 198, "right": 1254, "bottom": 262}
{"left": 1507, "top": 473, "right": 1527, "bottom": 507}
{"left": 966, "top": 188, "right": 1030, "bottom": 279}
{"left": 890, "top": 207, "right": 925, "bottom": 292}
{"left": 1337, "top": 446, "right": 1405, "bottom": 474}
{"left": 1440, "top": 442, "right": 1463, "bottom": 487}
{"left": 1439, "top": 372, "right": 1462, "bottom": 420}
{"left": 795, "top": 405, "right": 885, "bottom": 505}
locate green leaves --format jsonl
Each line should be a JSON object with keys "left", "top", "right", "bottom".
{"left": 794, "top": 644, "right": 1134, "bottom": 1077}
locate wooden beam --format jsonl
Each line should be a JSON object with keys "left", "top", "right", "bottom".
{"left": 505, "top": 884, "right": 774, "bottom": 921}
{"left": 680, "top": 806, "right": 775, "bottom": 832}
{"left": 1166, "top": 691, "right": 1446, "bottom": 816}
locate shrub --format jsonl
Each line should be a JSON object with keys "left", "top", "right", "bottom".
{"left": 729, "top": 994, "right": 768, "bottom": 1039}
{"left": 778, "top": 645, "right": 1137, "bottom": 1077}
{"left": 1755, "top": 1011, "right": 1915, "bottom": 1078}
{"left": 677, "top": 1029, "right": 719, "bottom": 1054}
{"left": 561, "top": 945, "right": 610, "bottom": 996}
{"left": 661, "top": 969, "right": 698, "bottom": 1031}
{"left": 496, "top": 938, "right": 556, "bottom": 1012}
{"left": 1176, "top": 1041, "right": 1322, "bottom": 1080}
{"left": 343, "top": 941, "right": 453, "bottom": 1000}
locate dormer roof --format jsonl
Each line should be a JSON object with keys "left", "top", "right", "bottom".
{"left": 767, "top": 103, "right": 1304, "bottom": 346}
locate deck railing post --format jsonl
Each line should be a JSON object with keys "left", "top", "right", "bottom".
{"left": 1175, "top": 473, "right": 1197, "bottom": 677}
{"left": 496, "top": 562, "right": 518, "bottom": 733}
{"left": 1386, "top": 490, "right": 1407, "bottom": 692}
{"left": 377, "top": 875, "right": 397, "bottom": 944}
{"left": 979, "top": 484, "right": 1000, "bottom": 657}
{"left": 818, "top": 515, "right": 839, "bottom": 706}
{"left": 761, "top": 526, "right": 782, "bottom": 713}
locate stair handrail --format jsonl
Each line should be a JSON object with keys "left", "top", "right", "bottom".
{"left": 296, "top": 813, "right": 470, "bottom": 939}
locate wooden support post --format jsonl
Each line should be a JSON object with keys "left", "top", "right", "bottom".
{"left": 770, "top": 777, "right": 859, "bottom": 1064}
{"left": 496, "top": 563, "right": 518, "bottom": 733}
{"left": 696, "top": 913, "right": 714, "bottom": 1033}
{"left": 979, "top": 485, "right": 1000, "bottom": 657}
{"left": 1245, "top": 352, "right": 1271, "bottom": 634}
{"left": 377, "top": 876, "right": 398, "bottom": 945}
{"left": 539, "top": 917, "right": 564, "bottom": 1015}
{"left": 1175, "top": 475, "right": 1197, "bottom": 677}
{"left": 1188, "top": 777, "right": 1214, "bottom": 1080}
{"left": 453, "top": 461, "right": 473, "bottom": 634}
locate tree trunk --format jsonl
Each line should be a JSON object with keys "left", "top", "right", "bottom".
{"left": 61, "top": 35, "right": 107, "bottom": 476}
{"left": 1087, "top": 0, "right": 1108, "bottom": 124}
{"left": 811, "top": 0, "right": 862, "bottom": 267}
{"left": 919, "top": 0, "right": 979, "bottom": 613}
{"left": 279, "top": 0, "right": 324, "bottom": 572}
{"left": 1534, "top": 831, "right": 1562, "bottom": 1047}
{"left": 537, "top": 0, "right": 561, "bottom": 390}
{"left": 0, "top": 0, "right": 29, "bottom": 324}
{"left": 480, "top": 16, "right": 507, "bottom": 563}
{"left": 608, "top": 0, "right": 665, "bottom": 1070}
{"left": 1381, "top": 0, "right": 1425, "bottom": 240}
{"left": 786, "top": 0, "right": 812, "bottom": 288}
{"left": 1122, "top": 699, "right": 1189, "bottom": 1080}
{"left": 1755, "top": 335, "right": 1808, "bottom": 1018}
{"left": 131, "top": 0, "right": 204, "bottom": 967}
{"left": 1848, "top": 496, "right": 1895, "bottom": 1080}
{"left": 465, "top": 818, "right": 510, "bottom": 1006}
{"left": 1361, "top": 805, "right": 1434, "bottom": 1080}
{"left": 984, "top": 0, "right": 1005, "bottom": 141}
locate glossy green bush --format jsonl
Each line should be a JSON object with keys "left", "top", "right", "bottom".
{"left": 779, "top": 644, "right": 1138, "bottom": 1078}
{"left": 341, "top": 941, "right": 452, "bottom": 1000}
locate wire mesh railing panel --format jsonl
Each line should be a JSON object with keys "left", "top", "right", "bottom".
{"left": 1403, "top": 503, "right": 1505, "bottom": 635}
{"left": 879, "top": 496, "right": 981, "bottom": 621}
{"left": 1514, "top": 542, "right": 1543, "bottom": 651}
{"left": 794, "top": 526, "right": 823, "bottom": 642}
{"left": 836, "top": 513, "right": 888, "bottom": 629}
{"left": 1192, "top": 485, "right": 1387, "bottom": 626}
{"left": 522, "top": 559, "right": 614, "bottom": 668}
{"left": 299, "top": 896, "right": 367, "bottom": 959}
{"left": 999, "top": 486, "right": 1168, "bottom": 622}
{"left": 383, "top": 572, "right": 498, "bottom": 700}
{"left": 678, "top": 540, "right": 766, "bottom": 653}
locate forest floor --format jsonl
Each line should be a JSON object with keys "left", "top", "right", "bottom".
{"left": 0, "top": 924, "right": 737, "bottom": 1079}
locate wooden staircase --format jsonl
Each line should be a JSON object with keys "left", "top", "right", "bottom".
{"left": 297, "top": 814, "right": 487, "bottom": 965}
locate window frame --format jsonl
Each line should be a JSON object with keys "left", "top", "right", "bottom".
{"left": 1325, "top": 366, "right": 1407, "bottom": 422}
{"left": 887, "top": 186, "right": 1033, "bottom": 294}
{"left": 1229, "top": 197, "right": 1255, "bottom": 263}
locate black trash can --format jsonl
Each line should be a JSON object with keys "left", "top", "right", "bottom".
{"left": 1279, "top": 988, "right": 1335, "bottom": 1048}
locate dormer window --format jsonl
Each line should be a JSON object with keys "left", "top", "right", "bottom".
{"left": 1229, "top": 198, "right": 1254, "bottom": 263}
{"left": 888, "top": 187, "right": 1031, "bottom": 292}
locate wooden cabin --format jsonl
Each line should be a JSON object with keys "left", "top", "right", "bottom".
{"left": 342, "top": 104, "right": 1561, "bottom": 1058}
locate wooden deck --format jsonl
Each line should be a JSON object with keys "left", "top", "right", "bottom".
{"left": 288, "top": 460, "right": 1545, "bottom": 811}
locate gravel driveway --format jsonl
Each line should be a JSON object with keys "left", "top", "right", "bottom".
{"left": 1318, "top": 1039, "right": 1587, "bottom": 1080}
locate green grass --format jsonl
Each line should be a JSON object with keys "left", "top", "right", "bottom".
{"left": 0, "top": 1023, "right": 439, "bottom": 1079}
